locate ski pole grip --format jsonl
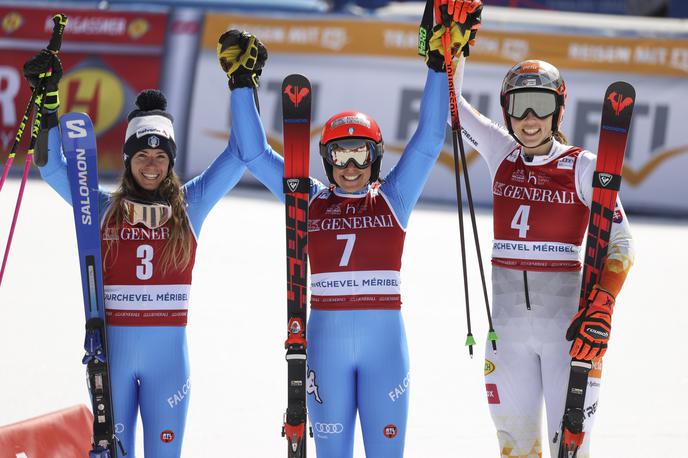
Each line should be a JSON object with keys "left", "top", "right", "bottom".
{"left": 47, "top": 13, "right": 68, "bottom": 53}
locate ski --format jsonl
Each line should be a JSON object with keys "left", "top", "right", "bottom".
{"left": 281, "top": 74, "right": 312, "bottom": 458}
{"left": 61, "top": 112, "right": 119, "bottom": 458}
{"left": 556, "top": 82, "right": 635, "bottom": 458}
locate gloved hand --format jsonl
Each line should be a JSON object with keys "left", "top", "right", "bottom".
{"left": 426, "top": 0, "right": 482, "bottom": 71}
{"left": 566, "top": 286, "right": 615, "bottom": 361}
{"left": 217, "top": 30, "right": 268, "bottom": 90}
{"left": 23, "top": 49, "right": 62, "bottom": 111}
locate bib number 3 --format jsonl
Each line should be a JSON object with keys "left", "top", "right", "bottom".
{"left": 136, "top": 244, "right": 154, "bottom": 280}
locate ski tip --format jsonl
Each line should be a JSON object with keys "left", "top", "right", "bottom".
{"left": 607, "top": 81, "right": 636, "bottom": 96}
{"left": 605, "top": 81, "right": 636, "bottom": 98}
{"left": 60, "top": 111, "right": 94, "bottom": 125}
{"left": 284, "top": 73, "right": 309, "bottom": 80}
{"left": 282, "top": 74, "right": 312, "bottom": 89}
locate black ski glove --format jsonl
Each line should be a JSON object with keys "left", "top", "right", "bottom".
{"left": 217, "top": 30, "right": 268, "bottom": 90}
{"left": 24, "top": 50, "right": 63, "bottom": 167}
{"left": 23, "top": 49, "right": 62, "bottom": 111}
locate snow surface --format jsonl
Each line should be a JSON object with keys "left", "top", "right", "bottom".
{"left": 0, "top": 178, "right": 686, "bottom": 457}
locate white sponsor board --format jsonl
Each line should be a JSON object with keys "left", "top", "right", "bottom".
{"left": 185, "top": 20, "right": 688, "bottom": 216}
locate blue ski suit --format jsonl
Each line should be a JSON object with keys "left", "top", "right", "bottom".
{"left": 39, "top": 126, "right": 245, "bottom": 457}
{"left": 231, "top": 69, "right": 449, "bottom": 457}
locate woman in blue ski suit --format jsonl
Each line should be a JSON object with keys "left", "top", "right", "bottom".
{"left": 216, "top": 9, "right": 480, "bottom": 456}
{"left": 24, "top": 52, "right": 247, "bottom": 457}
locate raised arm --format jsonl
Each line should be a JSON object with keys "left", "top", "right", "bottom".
{"left": 183, "top": 133, "right": 247, "bottom": 235}
{"left": 37, "top": 123, "right": 110, "bottom": 211}
{"left": 454, "top": 57, "right": 519, "bottom": 177}
{"left": 383, "top": 3, "right": 482, "bottom": 227}
{"left": 25, "top": 51, "right": 110, "bottom": 210}
{"left": 381, "top": 70, "right": 449, "bottom": 227}
{"left": 217, "top": 29, "right": 288, "bottom": 202}
{"left": 38, "top": 125, "right": 72, "bottom": 204}
{"left": 230, "top": 87, "right": 285, "bottom": 201}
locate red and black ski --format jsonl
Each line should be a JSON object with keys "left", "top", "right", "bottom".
{"left": 281, "top": 74, "right": 311, "bottom": 458}
{"left": 557, "top": 81, "right": 635, "bottom": 458}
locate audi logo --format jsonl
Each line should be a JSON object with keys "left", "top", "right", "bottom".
{"left": 315, "top": 422, "right": 344, "bottom": 434}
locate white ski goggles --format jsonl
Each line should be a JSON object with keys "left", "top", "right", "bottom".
{"left": 122, "top": 199, "right": 171, "bottom": 229}
{"left": 322, "top": 138, "right": 378, "bottom": 169}
{"left": 505, "top": 91, "right": 557, "bottom": 120}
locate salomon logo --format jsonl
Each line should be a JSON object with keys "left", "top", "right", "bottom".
{"left": 66, "top": 119, "right": 87, "bottom": 138}
{"left": 76, "top": 149, "right": 92, "bottom": 225}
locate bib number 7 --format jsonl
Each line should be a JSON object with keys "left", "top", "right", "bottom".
{"left": 336, "top": 233, "right": 356, "bottom": 267}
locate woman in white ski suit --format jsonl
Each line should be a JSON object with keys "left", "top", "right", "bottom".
{"left": 456, "top": 57, "right": 635, "bottom": 458}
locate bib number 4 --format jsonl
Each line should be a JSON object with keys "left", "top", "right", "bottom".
{"left": 511, "top": 205, "right": 531, "bottom": 238}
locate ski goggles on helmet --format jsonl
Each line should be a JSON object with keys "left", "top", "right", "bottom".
{"left": 321, "top": 138, "right": 378, "bottom": 169}
{"left": 505, "top": 90, "right": 557, "bottom": 120}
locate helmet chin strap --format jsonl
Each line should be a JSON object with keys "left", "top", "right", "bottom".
{"left": 506, "top": 112, "right": 559, "bottom": 153}
{"left": 512, "top": 132, "right": 554, "bottom": 151}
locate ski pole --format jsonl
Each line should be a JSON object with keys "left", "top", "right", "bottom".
{"left": 0, "top": 13, "right": 68, "bottom": 287}
{"left": 437, "top": 0, "right": 497, "bottom": 355}
{"left": 0, "top": 88, "right": 42, "bottom": 193}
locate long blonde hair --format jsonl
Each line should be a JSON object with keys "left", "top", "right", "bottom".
{"left": 103, "top": 167, "right": 193, "bottom": 275}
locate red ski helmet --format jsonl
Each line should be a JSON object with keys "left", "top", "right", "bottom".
{"left": 499, "top": 60, "right": 567, "bottom": 146}
{"left": 319, "top": 111, "right": 384, "bottom": 185}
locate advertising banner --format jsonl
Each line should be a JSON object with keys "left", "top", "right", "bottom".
{"left": 0, "top": 6, "right": 168, "bottom": 174}
{"left": 187, "top": 13, "right": 687, "bottom": 215}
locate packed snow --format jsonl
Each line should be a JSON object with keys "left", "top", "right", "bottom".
{"left": 1, "top": 178, "right": 686, "bottom": 457}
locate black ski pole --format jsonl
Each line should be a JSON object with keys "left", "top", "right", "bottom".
{"left": 430, "top": 0, "right": 498, "bottom": 355}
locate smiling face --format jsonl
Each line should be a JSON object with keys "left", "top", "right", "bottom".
{"left": 130, "top": 148, "right": 170, "bottom": 192}
{"left": 332, "top": 162, "right": 372, "bottom": 193}
{"left": 510, "top": 112, "right": 554, "bottom": 155}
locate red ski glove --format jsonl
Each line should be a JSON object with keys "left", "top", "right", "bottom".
{"left": 566, "top": 286, "right": 615, "bottom": 361}
{"left": 436, "top": 0, "right": 483, "bottom": 25}
{"left": 426, "top": 1, "right": 482, "bottom": 71}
